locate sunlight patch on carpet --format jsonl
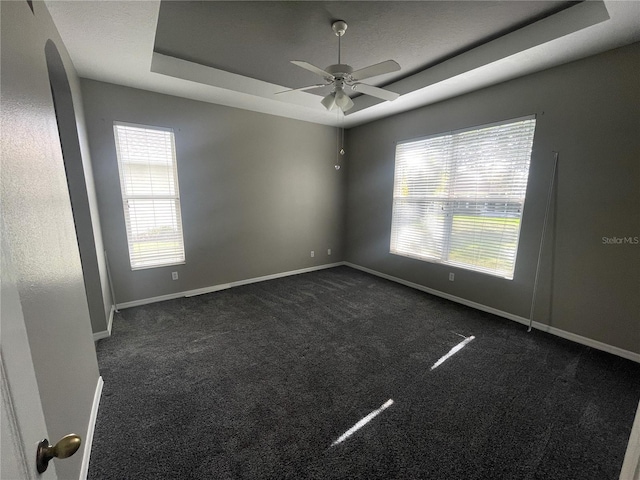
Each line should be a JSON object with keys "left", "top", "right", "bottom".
{"left": 331, "top": 399, "right": 394, "bottom": 447}
{"left": 431, "top": 336, "right": 475, "bottom": 370}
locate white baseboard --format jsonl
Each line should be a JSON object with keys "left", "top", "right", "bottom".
{"left": 109, "top": 260, "right": 639, "bottom": 363}
{"left": 116, "top": 262, "right": 345, "bottom": 309}
{"left": 92, "top": 305, "right": 115, "bottom": 341}
{"left": 79, "top": 376, "right": 103, "bottom": 480}
{"left": 532, "top": 323, "right": 640, "bottom": 364}
{"left": 344, "top": 262, "right": 640, "bottom": 364}
{"left": 620, "top": 400, "right": 640, "bottom": 480}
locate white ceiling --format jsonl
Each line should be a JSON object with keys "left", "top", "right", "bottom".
{"left": 45, "top": 1, "right": 640, "bottom": 128}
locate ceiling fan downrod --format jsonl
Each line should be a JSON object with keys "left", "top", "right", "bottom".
{"left": 332, "top": 20, "right": 348, "bottom": 65}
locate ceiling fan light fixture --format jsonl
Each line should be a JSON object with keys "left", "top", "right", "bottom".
{"left": 334, "top": 88, "right": 354, "bottom": 112}
{"left": 321, "top": 92, "right": 337, "bottom": 111}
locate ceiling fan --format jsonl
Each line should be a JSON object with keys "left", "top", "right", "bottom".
{"left": 278, "top": 20, "right": 401, "bottom": 113}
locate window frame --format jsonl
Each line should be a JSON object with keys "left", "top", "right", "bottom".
{"left": 113, "top": 121, "right": 186, "bottom": 271}
{"left": 390, "top": 115, "right": 537, "bottom": 280}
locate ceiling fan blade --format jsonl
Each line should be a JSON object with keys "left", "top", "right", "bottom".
{"left": 275, "top": 84, "right": 330, "bottom": 94}
{"left": 352, "top": 83, "right": 400, "bottom": 102}
{"left": 350, "top": 60, "right": 400, "bottom": 81}
{"left": 291, "top": 61, "right": 334, "bottom": 80}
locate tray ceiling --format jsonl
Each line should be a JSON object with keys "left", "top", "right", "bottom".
{"left": 153, "top": 1, "right": 577, "bottom": 93}
{"left": 45, "top": 1, "right": 640, "bottom": 127}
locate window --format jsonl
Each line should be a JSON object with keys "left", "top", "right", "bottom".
{"left": 114, "top": 122, "right": 185, "bottom": 270}
{"left": 390, "top": 116, "right": 536, "bottom": 279}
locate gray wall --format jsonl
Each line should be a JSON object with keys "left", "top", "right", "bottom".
{"left": 1, "top": 1, "right": 101, "bottom": 478}
{"left": 81, "top": 80, "right": 345, "bottom": 304}
{"left": 69, "top": 66, "right": 113, "bottom": 334}
{"left": 345, "top": 43, "right": 640, "bottom": 354}
{"left": 46, "top": 41, "right": 112, "bottom": 336}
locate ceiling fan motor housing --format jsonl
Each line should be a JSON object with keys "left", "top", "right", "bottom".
{"left": 325, "top": 64, "right": 353, "bottom": 80}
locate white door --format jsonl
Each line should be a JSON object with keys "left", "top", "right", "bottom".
{"left": 1, "top": 232, "right": 57, "bottom": 480}
{"left": 1, "top": 3, "right": 102, "bottom": 479}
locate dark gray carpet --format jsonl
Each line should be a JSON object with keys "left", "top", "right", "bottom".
{"left": 89, "top": 266, "right": 640, "bottom": 479}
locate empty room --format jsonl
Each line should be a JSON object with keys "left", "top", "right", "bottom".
{"left": 1, "top": 1, "right": 639, "bottom": 479}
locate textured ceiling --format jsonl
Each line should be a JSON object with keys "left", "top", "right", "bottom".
{"left": 44, "top": 1, "right": 640, "bottom": 127}
{"left": 154, "top": 1, "right": 577, "bottom": 95}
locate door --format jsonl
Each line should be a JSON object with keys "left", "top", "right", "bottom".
{"left": 1, "top": 2, "right": 102, "bottom": 478}
{"left": 1, "top": 233, "right": 57, "bottom": 479}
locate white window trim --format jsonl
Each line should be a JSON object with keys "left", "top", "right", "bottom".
{"left": 113, "top": 121, "right": 186, "bottom": 270}
{"left": 395, "top": 115, "right": 536, "bottom": 147}
{"left": 390, "top": 115, "right": 537, "bottom": 280}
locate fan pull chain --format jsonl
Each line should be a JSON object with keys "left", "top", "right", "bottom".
{"left": 335, "top": 111, "right": 345, "bottom": 170}
{"left": 335, "top": 122, "right": 341, "bottom": 170}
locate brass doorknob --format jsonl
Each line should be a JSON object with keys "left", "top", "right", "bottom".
{"left": 36, "top": 434, "right": 81, "bottom": 473}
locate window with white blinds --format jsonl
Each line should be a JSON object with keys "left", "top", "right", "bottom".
{"left": 113, "top": 122, "right": 185, "bottom": 270}
{"left": 390, "top": 116, "right": 536, "bottom": 279}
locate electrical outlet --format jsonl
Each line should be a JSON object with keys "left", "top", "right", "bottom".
{"left": 449, "top": 272, "right": 455, "bottom": 281}
{"left": 310, "top": 251, "right": 315, "bottom": 258}
{"left": 327, "top": 248, "right": 332, "bottom": 255}
{"left": 172, "top": 272, "right": 179, "bottom": 280}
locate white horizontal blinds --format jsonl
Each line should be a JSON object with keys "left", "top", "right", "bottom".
{"left": 391, "top": 135, "right": 453, "bottom": 261}
{"left": 391, "top": 117, "right": 536, "bottom": 279}
{"left": 114, "top": 123, "right": 185, "bottom": 270}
